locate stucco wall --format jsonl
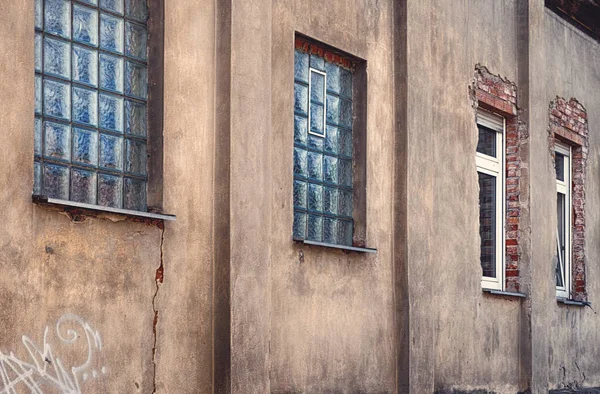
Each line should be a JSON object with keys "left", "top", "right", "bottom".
{"left": 543, "top": 10, "right": 600, "bottom": 390}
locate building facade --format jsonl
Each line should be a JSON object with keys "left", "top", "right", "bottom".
{"left": 1, "top": 0, "right": 600, "bottom": 393}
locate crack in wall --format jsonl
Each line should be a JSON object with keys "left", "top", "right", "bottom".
{"left": 152, "top": 223, "right": 165, "bottom": 394}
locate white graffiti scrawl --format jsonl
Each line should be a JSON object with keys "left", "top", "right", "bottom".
{"left": 0, "top": 314, "right": 107, "bottom": 394}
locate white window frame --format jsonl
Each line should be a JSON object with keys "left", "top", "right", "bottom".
{"left": 307, "top": 68, "right": 327, "bottom": 138}
{"left": 476, "top": 110, "right": 505, "bottom": 290}
{"left": 555, "top": 142, "right": 571, "bottom": 299}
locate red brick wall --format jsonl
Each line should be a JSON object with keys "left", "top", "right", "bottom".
{"left": 548, "top": 97, "right": 589, "bottom": 301}
{"left": 471, "top": 65, "right": 525, "bottom": 292}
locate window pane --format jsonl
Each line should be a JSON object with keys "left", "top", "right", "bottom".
{"left": 479, "top": 172, "right": 497, "bottom": 278}
{"left": 476, "top": 125, "right": 496, "bottom": 157}
{"left": 555, "top": 153, "right": 565, "bottom": 182}
{"left": 35, "top": 0, "right": 148, "bottom": 210}
{"left": 556, "top": 192, "right": 566, "bottom": 287}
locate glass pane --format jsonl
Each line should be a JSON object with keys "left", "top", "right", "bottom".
{"left": 72, "top": 86, "right": 98, "bottom": 127}
{"left": 100, "top": 13, "right": 124, "bottom": 53}
{"left": 556, "top": 193, "right": 566, "bottom": 287}
{"left": 35, "top": 33, "right": 42, "bottom": 72}
{"left": 125, "top": 0, "right": 148, "bottom": 22}
{"left": 309, "top": 103, "right": 325, "bottom": 137}
{"left": 326, "top": 94, "right": 339, "bottom": 126}
{"left": 307, "top": 214, "right": 323, "bottom": 241}
{"left": 307, "top": 183, "right": 323, "bottom": 212}
{"left": 99, "top": 93, "right": 124, "bottom": 132}
{"left": 44, "top": 121, "right": 71, "bottom": 161}
{"left": 125, "top": 139, "right": 147, "bottom": 175}
{"left": 44, "top": 79, "right": 71, "bottom": 120}
{"left": 125, "top": 100, "right": 147, "bottom": 136}
{"left": 325, "top": 62, "right": 340, "bottom": 94}
{"left": 339, "top": 98, "right": 352, "bottom": 128}
{"left": 123, "top": 177, "right": 146, "bottom": 211}
{"left": 100, "top": 0, "right": 124, "bottom": 14}
{"left": 323, "top": 187, "right": 338, "bottom": 215}
{"left": 34, "top": 118, "right": 42, "bottom": 156}
{"left": 323, "top": 217, "right": 337, "bottom": 244}
{"left": 125, "top": 22, "right": 147, "bottom": 60}
{"left": 294, "top": 83, "right": 308, "bottom": 115}
{"left": 73, "top": 4, "right": 98, "bottom": 46}
{"left": 555, "top": 153, "right": 565, "bottom": 182}
{"left": 72, "top": 127, "right": 99, "bottom": 165}
{"left": 43, "top": 163, "right": 70, "bottom": 199}
{"left": 44, "top": 36, "right": 71, "bottom": 79}
{"left": 98, "top": 173, "right": 122, "bottom": 208}
{"left": 125, "top": 61, "right": 147, "bottom": 99}
{"left": 73, "top": 45, "right": 98, "bottom": 87}
{"left": 307, "top": 152, "right": 322, "bottom": 180}
{"left": 323, "top": 155, "right": 338, "bottom": 184}
{"left": 71, "top": 168, "right": 97, "bottom": 204}
{"left": 294, "top": 50, "right": 309, "bottom": 83}
{"left": 99, "top": 133, "right": 123, "bottom": 170}
{"left": 478, "top": 172, "right": 497, "bottom": 278}
{"left": 293, "top": 180, "right": 307, "bottom": 209}
{"left": 45, "top": 0, "right": 71, "bottom": 39}
{"left": 35, "top": 0, "right": 43, "bottom": 29}
{"left": 293, "top": 212, "right": 306, "bottom": 239}
{"left": 340, "top": 68, "right": 352, "bottom": 99}
{"left": 99, "top": 53, "right": 124, "bottom": 93}
{"left": 294, "top": 115, "right": 307, "bottom": 145}
{"left": 310, "top": 71, "right": 325, "bottom": 104}
{"left": 309, "top": 54, "right": 325, "bottom": 72}
{"left": 338, "top": 219, "right": 353, "bottom": 246}
{"left": 476, "top": 125, "right": 496, "bottom": 157}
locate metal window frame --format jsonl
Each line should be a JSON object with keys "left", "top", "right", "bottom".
{"left": 307, "top": 68, "right": 327, "bottom": 138}
{"left": 476, "top": 109, "right": 505, "bottom": 291}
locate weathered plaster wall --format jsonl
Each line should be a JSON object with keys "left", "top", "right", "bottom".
{"left": 543, "top": 10, "right": 600, "bottom": 391}
{"left": 406, "top": 1, "right": 524, "bottom": 393}
{"left": 0, "top": 1, "right": 162, "bottom": 392}
{"left": 269, "top": 0, "right": 397, "bottom": 392}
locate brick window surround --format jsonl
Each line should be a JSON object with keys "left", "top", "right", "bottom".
{"left": 470, "top": 65, "right": 527, "bottom": 292}
{"left": 548, "top": 97, "right": 589, "bottom": 302}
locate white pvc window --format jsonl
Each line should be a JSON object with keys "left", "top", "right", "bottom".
{"left": 555, "top": 142, "right": 571, "bottom": 298}
{"left": 476, "top": 110, "right": 505, "bottom": 290}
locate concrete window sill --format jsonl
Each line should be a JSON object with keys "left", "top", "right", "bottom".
{"left": 33, "top": 195, "right": 176, "bottom": 221}
{"left": 293, "top": 238, "right": 377, "bottom": 254}
{"left": 482, "top": 288, "right": 527, "bottom": 298}
{"left": 557, "top": 297, "right": 590, "bottom": 307}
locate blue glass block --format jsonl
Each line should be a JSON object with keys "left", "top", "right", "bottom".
{"left": 34, "top": 161, "right": 42, "bottom": 195}
{"left": 99, "top": 93, "right": 123, "bottom": 132}
{"left": 323, "top": 155, "right": 338, "bottom": 184}
{"left": 123, "top": 177, "right": 146, "bottom": 211}
{"left": 308, "top": 133, "right": 323, "bottom": 151}
{"left": 339, "top": 189, "right": 352, "bottom": 217}
{"left": 125, "top": 0, "right": 148, "bottom": 22}
{"left": 43, "top": 163, "right": 69, "bottom": 199}
{"left": 339, "top": 159, "right": 352, "bottom": 187}
{"left": 325, "top": 62, "right": 340, "bottom": 94}
{"left": 73, "top": 4, "right": 98, "bottom": 46}
{"left": 125, "top": 139, "right": 147, "bottom": 175}
{"left": 326, "top": 94, "right": 339, "bottom": 125}
{"left": 100, "top": 13, "right": 124, "bottom": 54}
{"left": 310, "top": 54, "right": 325, "bottom": 71}
{"left": 99, "top": 53, "right": 124, "bottom": 93}
{"left": 98, "top": 174, "right": 122, "bottom": 207}
{"left": 45, "top": 0, "right": 71, "bottom": 39}
{"left": 73, "top": 127, "right": 99, "bottom": 165}
{"left": 293, "top": 148, "right": 307, "bottom": 177}
{"left": 125, "top": 61, "right": 147, "bottom": 99}
{"left": 44, "top": 121, "right": 71, "bottom": 161}
{"left": 99, "top": 134, "right": 123, "bottom": 170}
{"left": 293, "top": 180, "right": 307, "bottom": 209}
{"left": 323, "top": 217, "right": 337, "bottom": 244}
{"left": 294, "top": 50, "right": 309, "bottom": 83}
{"left": 339, "top": 99, "right": 352, "bottom": 128}
{"left": 294, "top": 115, "right": 307, "bottom": 145}
{"left": 339, "top": 129, "right": 352, "bottom": 157}
{"left": 309, "top": 103, "right": 325, "bottom": 137}
{"left": 324, "top": 125, "right": 338, "bottom": 154}
{"left": 340, "top": 68, "right": 352, "bottom": 98}
{"left": 35, "top": 0, "right": 43, "bottom": 30}
{"left": 73, "top": 45, "right": 98, "bottom": 87}
{"left": 323, "top": 187, "right": 338, "bottom": 215}
{"left": 35, "top": 33, "right": 42, "bottom": 72}
{"left": 308, "top": 184, "right": 323, "bottom": 212}
{"left": 72, "top": 86, "right": 98, "bottom": 126}
{"left": 293, "top": 212, "right": 306, "bottom": 239}
{"left": 44, "top": 79, "right": 70, "bottom": 120}
{"left": 338, "top": 220, "right": 353, "bottom": 246}
{"left": 34, "top": 117, "right": 42, "bottom": 156}
{"left": 307, "top": 152, "right": 322, "bottom": 180}
{"left": 44, "top": 37, "right": 70, "bottom": 79}
{"left": 294, "top": 83, "right": 308, "bottom": 115}
{"left": 307, "top": 214, "right": 323, "bottom": 241}
{"left": 310, "top": 71, "right": 325, "bottom": 104}
{"left": 125, "top": 22, "right": 147, "bottom": 60}
{"left": 35, "top": 76, "right": 42, "bottom": 115}
{"left": 125, "top": 100, "right": 146, "bottom": 136}
{"left": 80, "top": 0, "right": 98, "bottom": 5}
{"left": 70, "top": 168, "right": 97, "bottom": 204}
{"left": 100, "top": 0, "right": 124, "bottom": 14}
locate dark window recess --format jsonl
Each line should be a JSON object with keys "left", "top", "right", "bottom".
{"left": 546, "top": 0, "right": 600, "bottom": 42}
{"left": 476, "top": 125, "right": 496, "bottom": 157}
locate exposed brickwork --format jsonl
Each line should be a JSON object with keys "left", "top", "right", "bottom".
{"left": 548, "top": 97, "right": 589, "bottom": 301}
{"left": 471, "top": 65, "right": 527, "bottom": 292}
{"left": 295, "top": 36, "right": 355, "bottom": 70}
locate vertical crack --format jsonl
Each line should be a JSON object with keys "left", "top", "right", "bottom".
{"left": 152, "top": 223, "right": 165, "bottom": 394}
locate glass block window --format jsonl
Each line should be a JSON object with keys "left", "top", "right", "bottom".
{"left": 34, "top": 0, "right": 149, "bottom": 211}
{"left": 292, "top": 43, "right": 354, "bottom": 246}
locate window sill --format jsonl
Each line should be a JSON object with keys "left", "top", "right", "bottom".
{"left": 33, "top": 195, "right": 176, "bottom": 221}
{"left": 482, "top": 288, "right": 527, "bottom": 298}
{"left": 557, "top": 297, "right": 590, "bottom": 307}
{"left": 293, "top": 238, "right": 377, "bottom": 253}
